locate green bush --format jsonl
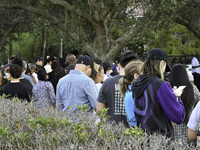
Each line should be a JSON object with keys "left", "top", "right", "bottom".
{"left": 0, "top": 97, "right": 196, "bottom": 149}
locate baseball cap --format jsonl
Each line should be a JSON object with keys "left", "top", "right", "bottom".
{"left": 34, "top": 56, "right": 43, "bottom": 63}
{"left": 76, "top": 55, "right": 94, "bottom": 72}
{"left": 103, "top": 62, "right": 111, "bottom": 70}
{"left": 148, "top": 48, "right": 172, "bottom": 72}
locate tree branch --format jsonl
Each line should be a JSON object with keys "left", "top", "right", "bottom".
{"left": 0, "top": 19, "right": 18, "bottom": 50}
{"left": 107, "top": 0, "right": 164, "bottom": 56}
{"left": 174, "top": 17, "right": 200, "bottom": 40}
{"left": 0, "top": 2, "right": 82, "bottom": 42}
{"left": 48, "top": 0, "right": 95, "bottom": 24}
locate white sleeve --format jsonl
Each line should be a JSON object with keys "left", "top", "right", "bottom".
{"left": 187, "top": 101, "right": 200, "bottom": 131}
{"left": 192, "top": 58, "right": 198, "bottom": 67}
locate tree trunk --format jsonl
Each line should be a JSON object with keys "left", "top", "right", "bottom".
{"left": 9, "top": 34, "right": 13, "bottom": 58}
{"left": 41, "top": 26, "right": 47, "bottom": 60}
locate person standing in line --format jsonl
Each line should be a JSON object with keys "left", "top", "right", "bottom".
{"left": 91, "top": 63, "right": 104, "bottom": 94}
{"left": 191, "top": 53, "right": 200, "bottom": 91}
{"left": 118, "top": 60, "right": 143, "bottom": 127}
{"left": 97, "top": 51, "right": 138, "bottom": 127}
{"left": 32, "top": 69, "right": 56, "bottom": 108}
{"left": 22, "top": 61, "right": 35, "bottom": 87}
{"left": 0, "top": 55, "right": 17, "bottom": 86}
{"left": 187, "top": 101, "right": 200, "bottom": 142}
{"left": 170, "top": 64, "right": 200, "bottom": 142}
{"left": 103, "top": 62, "right": 112, "bottom": 81}
{"left": 0, "top": 64, "right": 32, "bottom": 102}
{"left": 132, "top": 48, "right": 185, "bottom": 138}
{"left": 44, "top": 56, "right": 55, "bottom": 74}
{"left": 34, "top": 56, "right": 45, "bottom": 73}
{"left": 56, "top": 55, "right": 98, "bottom": 112}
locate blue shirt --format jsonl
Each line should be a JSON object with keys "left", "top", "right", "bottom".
{"left": 56, "top": 70, "right": 98, "bottom": 112}
{"left": 124, "top": 85, "right": 137, "bottom": 127}
{"left": 22, "top": 74, "right": 35, "bottom": 87}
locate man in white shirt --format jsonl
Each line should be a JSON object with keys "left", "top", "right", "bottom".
{"left": 191, "top": 53, "right": 200, "bottom": 91}
{"left": 187, "top": 101, "right": 200, "bottom": 141}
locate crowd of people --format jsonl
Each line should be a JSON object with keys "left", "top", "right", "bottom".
{"left": 0, "top": 49, "right": 200, "bottom": 144}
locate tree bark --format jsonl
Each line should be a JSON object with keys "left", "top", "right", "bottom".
{"left": 8, "top": 34, "right": 13, "bottom": 58}
{"left": 0, "top": 20, "right": 18, "bottom": 50}
{"left": 41, "top": 26, "right": 47, "bottom": 60}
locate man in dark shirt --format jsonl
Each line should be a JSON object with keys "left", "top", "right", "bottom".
{"left": 97, "top": 51, "right": 138, "bottom": 126}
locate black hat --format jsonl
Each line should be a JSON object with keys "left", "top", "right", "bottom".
{"left": 103, "top": 62, "right": 111, "bottom": 70}
{"left": 34, "top": 56, "right": 43, "bottom": 63}
{"left": 76, "top": 55, "right": 94, "bottom": 72}
{"left": 148, "top": 48, "right": 172, "bottom": 72}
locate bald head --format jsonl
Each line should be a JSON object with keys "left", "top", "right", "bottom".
{"left": 75, "top": 64, "right": 92, "bottom": 77}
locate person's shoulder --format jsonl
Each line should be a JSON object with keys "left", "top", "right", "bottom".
{"left": 105, "top": 75, "right": 123, "bottom": 83}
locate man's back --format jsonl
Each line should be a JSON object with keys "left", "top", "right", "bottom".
{"left": 98, "top": 75, "right": 128, "bottom": 126}
{"left": 56, "top": 70, "right": 98, "bottom": 112}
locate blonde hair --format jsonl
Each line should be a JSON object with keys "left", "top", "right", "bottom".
{"left": 119, "top": 60, "right": 143, "bottom": 97}
{"left": 91, "top": 63, "right": 103, "bottom": 80}
{"left": 142, "top": 59, "right": 164, "bottom": 79}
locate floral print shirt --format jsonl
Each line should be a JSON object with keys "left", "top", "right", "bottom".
{"left": 32, "top": 80, "right": 56, "bottom": 108}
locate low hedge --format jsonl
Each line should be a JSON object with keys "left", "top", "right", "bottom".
{"left": 0, "top": 97, "right": 196, "bottom": 149}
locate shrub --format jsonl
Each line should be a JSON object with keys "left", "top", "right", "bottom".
{"left": 0, "top": 97, "right": 196, "bottom": 149}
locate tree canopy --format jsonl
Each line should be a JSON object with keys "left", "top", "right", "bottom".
{"left": 0, "top": 0, "right": 163, "bottom": 61}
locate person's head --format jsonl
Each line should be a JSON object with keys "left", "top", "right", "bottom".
{"left": 195, "top": 53, "right": 199, "bottom": 59}
{"left": 92, "top": 63, "right": 104, "bottom": 83}
{"left": 66, "top": 64, "right": 75, "bottom": 74}
{"left": 142, "top": 48, "right": 171, "bottom": 79}
{"left": 12, "top": 56, "right": 23, "bottom": 68}
{"left": 46, "top": 56, "right": 55, "bottom": 65}
{"left": 65, "top": 54, "right": 76, "bottom": 67}
{"left": 51, "top": 61, "right": 59, "bottom": 70}
{"left": 93, "top": 58, "right": 103, "bottom": 66}
{"left": 29, "top": 63, "right": 37, "bottom": 73}
{"left": 10, "top": 64, "right": 22, "bottom": 79}
{"left": 119, "top": 51, "right": 138, "bottom": 68}
{"left": 54, "top": 66, "right": 66, "bottom": 79}
{"left": 22, "top": 60, "right": 28, "bottom": 72}
{"left": 34, "top": 56, "right": 43, "bottom": 66}
{"left": 38, "top": 70, "right": 48, "bottom": 81}
{"left": 75, "top": 55, "right": 94, "bottom": 77}
{"left": 119, "top": 60, "right": 143, "bottom": 97}
{"left": 103, "top": 62, "right": 111, "bottom": 74}
{"left": 169, "top": 64, "right": 194, "bottom": 123}
{"left": 9, "top": 55, "right": 17, "bottom": 63}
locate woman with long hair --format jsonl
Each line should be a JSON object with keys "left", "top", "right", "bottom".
{"left": 131, "top": 48, "right": 185, "bottom": 138}
{"left": 170, "top": 63, "right": 200, "bottom": 142}
{"left": 118, "top": 60, "right": 143, "bottom": 127}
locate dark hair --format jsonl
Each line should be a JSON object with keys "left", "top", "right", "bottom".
{"left": 38, "top": 70, "right": 47, "bottom": 81}
{"left": 12, "top": 56, "right": 23, "bottom": 68}
{"left": 66, "top": 64, "right": 75, "bottom": 74}
{"left": 119, "top": 51, "right": 138, "bottom": 68}
{"left": 103, "top": 62, "right": 111, "bottom": 74}
{"left": 10, "top": 64, "right": 22, "bottom": 78}
{"left": 169, "top": 64, "right": 195, "bottom": 123}
{"left": 54, "top": 66, "right": 66, "bottom": 79}
{"left": 52, "top": 61, "right": 58, "bottom": 70}
{"left": 93, "top": 58, "right": 103, "bottom": 66}
{"left": 46, "top": 56, "right": 55, "bottom": 63}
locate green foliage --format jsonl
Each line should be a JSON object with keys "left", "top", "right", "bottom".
{"left": 0, "top": 97, "right": 196, "bottom": 149}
